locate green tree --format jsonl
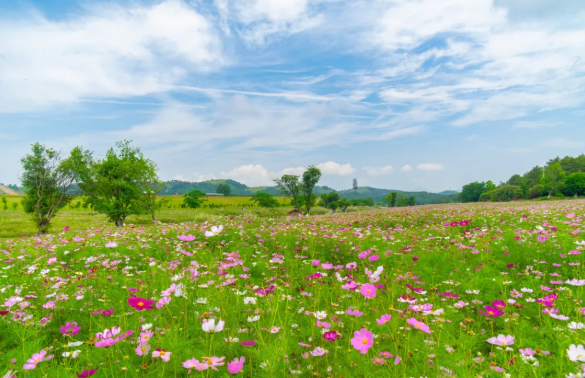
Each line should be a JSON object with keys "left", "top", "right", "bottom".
{"left": 274, "top": 175, "right": 302, "bottom": 209}
{"left": 184, "top": 190, "right": 207, "bottom": 209}
{"left": 11, "top": 202, "right": 18, "bottom": 210}
{"left": 485, "top": 180, "right": 496, "bottom": 191}
{"left": 337, "top": 198, "right": 351, "bottom": 212}
{"left": 250, "top": 192, "right": 280, "bottom": 208}
{"left": 1, "top": 197, "right": 6, "bottom": 211}
{"left": 301, "top": 166, "right": 322, "bottom": 215}
{"left": 216, "top": 183, "right": 231, "bottom": 196}
{"left": 523, "top": 166, "right": 543, "bottom": 187}
{"left": 73, "top": 141, "right": 159, "bottom": 227}
{"left": 142, "top": 179, "right": 165, "bottom": 222}
{"left": 407, "top": 196, "right": 416, "bottom": 206}
{"left": 383, "top": 193, "right": 393, "bottom": 207}
{"left": 460, "top": 181, "right": 486, "bottom": 203}
{"left": 564, "top": 172, "right": 585, "bottom": 197}
{"left": 541, "top": 161, "right": 566, "bottom": 197}
{"left": 390, "top": 192, "right": 397, "bottom": 207}
{"left": 20, "top": 143, "right": 81, "bottom": 234}
{"left": 320, "top": 192, "right": 340, "bottom": 209}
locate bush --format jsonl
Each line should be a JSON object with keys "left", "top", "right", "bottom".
{"left": 485, "top": 185, "right": 524, "bottom": 202}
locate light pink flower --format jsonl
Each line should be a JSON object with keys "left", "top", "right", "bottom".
{"left": 376, "top": 314, "right": 391, "bottom": 325}
{"left": 350, "top": 328, "right": 373, "bottom": 354}
{"left": 152, "top": 349, "right": 171, "bottom": 362}
{"left": 407, "top": 318, "right": 431, "bottom": 334}
{"left": 487, "top": 334, "right": 515, "bottom": 346}
{"left": 360, "top": 283, "right": 377, "bottom": 298}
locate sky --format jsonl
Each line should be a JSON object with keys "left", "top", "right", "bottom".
{"left": 0, "top": 0, "right": 584, "bottom": 192}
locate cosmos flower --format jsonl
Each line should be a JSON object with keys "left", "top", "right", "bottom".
{"left": 407, "top": 318, "right": 431, "bottom": 334}
{"left": 60, "top": 322, "right": 81, "bottom": 336}
{"left": 76, "top": 369, "right": 98, "bottom": 378}
{"left": 205, "top": 225, "right": 223, "bottom": 237}
{"left": 152, "top": 349, "right": 171, "bottom": 362}
{"left": 183, "top": 358, "right": 208, "bottom": 372}
{"left": 227, "top": 357, "right": 245, "bottom": 374}
{"left": 376, "top": 314, "right": 391, "bottom": 325}
{"left": 567, "top": 344, "right": 585, "bottom": 362}
{"left": 351, "top": 328, "right": 373, "bottom": 354}
{"left": 487, "top": 334, "right": 515, "bottom": 346}
{"left": 128, "top": 297, "right": 154, "bottom": 311}
{"left": 360, "top": 283, "right": 377, "bottom": 298}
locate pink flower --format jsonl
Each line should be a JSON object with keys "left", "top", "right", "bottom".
{"left": 77, "top": 369, "right": 98, "bottom": 378}
{"left": 135, "top": 344, "right": 151, "bottom": 356}
{"left": 128, "top": 297, "right": 154, "bottom": 311}
{"left": 360, "top": 283, "right": 377, "bottom": 298}
{"left": 105, "top": 241, "right": 118, "bottom": 248}
{"left": 60, "top": 322, "right": 81, "bottom": 336}
{"left": 537, "top": 235, "right": 549, "bottom": 242}
{"left": 350, "top": 328, "right": 373, "bottom": 354}
{"left": 346, "top": 309, "right": 363, "bottom": 317}
{"left": 95, "top": 338, "right": 119, "bottom": 348}
{"left": 412, "top": 256, "right": 419, "bottom": 262}
{"left": 376, "top": 314, "right": 391, "bottom": 325}
{"left": 241, "top": 341, "right": 257, "bottom": 346}
{"left": 487, "top": 334, "right": 515, "bottom": 346}
{"left": 42, "top": 301, "right": 56, "bottom": 309}
{"left": 23, "top": 349, "right": 53, "bottom": 370}
{"left": 394, "top": 355, "right": 402, "bottom": 365}
{"left": 178, "top": 234, "right": 195, "bottom": 242}
{"left": 520, "top": 348, "right": 535, "bottom": 355}
{"left": 345, "top": 262, "right": 357, "bottom": 270}
{"left": 152, "top": 349, "right": 171, "bottom": 362}
{"left": 64, "top": 226, "right": 70, "bottom": 231}
{"left": 203, "top": 356, "right": 225, "bottom": 371}
{"left": 156, "top": 297, "right": 171, "bottom": 309}
{"left": 183, "top": 358, "right": 208, "bottom": 372}
{"left": 569, "top": 250, "right": 581, "bottom": 255}
{"left": 368, "top": 254, "right": 379, "bottom": 262}
{"left": 478, "top": 305, "right": 505, "bottom": 317}
{"left": 227, "top": 357, "right": 245, "bottom": 374}
{"left": 312, "top": 260, "right": 321, "bottom": 267}
{"left": 407, "top": 318, "right": 431, "bottom": 333}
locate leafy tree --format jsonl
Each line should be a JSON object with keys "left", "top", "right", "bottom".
{"left": 390, "top": 192, "right": 397, "bottom": 207}
{"left": 484, "top": 185, "right": 524, "bottom": 202}
{"left": 72, "top": 141, "right": 159, "bottom": 227}
{"left": 564, "top": 172, "right": 585, "bottom": 196}
{"left": 320, "top": 192, "right": 340, "bottom": 209}
{"left": 274, "top": 175, "right": 302, "bottom": 209}
{"left": 337, "top": 199, "right": 351, "bottom": 212}
{"left": 216, "top": 183, "right": 231, "bottom": 196}
{"left": 20, "top": 143, "right": 81, "bottom": 234}
{"left": 12, "top": 202, "right": 18, "bottom": 210}
{"left": 249, "top": 192, "right": 280, "bottom": 208}
{"left": 301, "top": 166, "right": 322, "bottom": 215}
{"left": 1, "top": 197, "right": 6, "bottom": 211}
{"left": 407, "top": 196, "right": 416, "bottom": 206}
{"left": 460, "top": 182, "right": 486, "bottom": 203}
{"left": 485, "top": 180, "right": 496, "bottom": 191}
{"left": 142, "top": 179, "right": 166, "bottom": 222}
{"left": 523, "top": 166, "right": 543, "bottom": 187}
{"left": 184, "top": 190, "right": 207, "bottom": 209}
{"left": 541, "top": 161, "right": 566, "bottom": 197}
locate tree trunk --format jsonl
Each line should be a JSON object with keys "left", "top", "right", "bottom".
{"left": 115, "top": 218, "right": 124, "bottom": 227}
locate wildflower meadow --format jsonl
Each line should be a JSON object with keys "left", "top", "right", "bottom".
{"left": 1, "top": 202, "right": 584, "bottom": 378}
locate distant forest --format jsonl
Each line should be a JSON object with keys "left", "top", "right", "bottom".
{"left": 460, "top": 154, "right": 585, "bottom": 203}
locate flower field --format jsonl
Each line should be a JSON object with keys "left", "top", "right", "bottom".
{"left": 1, "top": 202, "right": 584, "bottom": 378}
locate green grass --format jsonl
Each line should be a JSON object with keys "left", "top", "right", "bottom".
{"left": 0, "top": 200, "right": 584, "bottom": 378}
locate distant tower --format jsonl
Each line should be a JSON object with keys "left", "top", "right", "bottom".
{"left": 353, "top": 178, "right": 358, "bottom": 198}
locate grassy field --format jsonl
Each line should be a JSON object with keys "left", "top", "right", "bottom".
{"left": 1, "top": 201, "right": 584, "bottom": 378}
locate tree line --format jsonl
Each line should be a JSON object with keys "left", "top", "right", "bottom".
{"left": 460, "top": 154, "right": 585, "bottom": 203}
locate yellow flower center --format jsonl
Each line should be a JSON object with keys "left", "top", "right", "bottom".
{"left": 138, "top": 302, "right": 144, "bottom": 306}
{"left": 207, "top": 358, "right": 213, "bottom": 364}
{"left": 416, "top": 324, "right": 421, "bottom": 328}
{"left": 501, "top": 341, "right": 506, "bottom": 345}
{"left": 362, "top": 339, "right": 368, "bottom": 344}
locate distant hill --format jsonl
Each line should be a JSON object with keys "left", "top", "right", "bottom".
{"left": 163, "top": 180, "right": 457, "bottom": 205}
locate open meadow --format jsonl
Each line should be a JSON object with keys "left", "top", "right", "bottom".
{"left": 1, "top": 201, "right": 585, "bottom": 378}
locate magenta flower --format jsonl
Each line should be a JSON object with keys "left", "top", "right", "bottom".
{"left": 64, "top": 226, "right": 70, "bottom": 231}
{"left": 95, "top": 338, "right": 119, "bottom": 348}
{"left": 324, "top": 331, "right": 339, "bottom": 342}
{"left": 487, "top": 334, "right": 515, "bottom": 346}
{"left": 346, "top": 309, "right": 364, "bottom": 317}
{"left": 537, "top": 235, "right": 549, "bottom": 242}
{"left": 376, "top": 314, "right": 391, "bottom": 325}
{"left": 492, "top": 300, "right": 507, "bottom": 309}
{"left": 77, "top": 369, "right": 98, "bottom": 378}
{"left": 178, "top": 234, "right": 195, "bottom": 241}
{"left": 128, "top": 297, "right": 154, "bottom": 311}
{"left": 241, "top": 341, "right": 257, "bottom": 346}
{"left": 360, "top": 283, "right": 377, "bottom": 298}
{"left": 227, "top": 357, "right": 245, "bottom": 374}
{"left": 407, "top": 318, "right": 431, "bottom": 334}
{"left": 350, "top": 328, "right": 373, "bottom": 354}
{"left": 368, "top": 254, "right": 379, "bottom": 262}
{"left": 478, "top": 305, "right": 505, "bottom": 317}
{"left": 60, "top": 322, "right": 81, "bottom": 336}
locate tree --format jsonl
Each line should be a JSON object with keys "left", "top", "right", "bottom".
{"left": 249, "top": 192, "right": 280, "bottom": 208}
{"left": 407, "top": 196, "right": 416, "bottom": 206}
{"left": 142, "top": 179, "right": 165, "bottom": 222}
{"left": 11, "top": 202, "right": 18, "bottom": 210}
{"left": 1, "top": 197, "right": 6, "bottom": 211}
{"left": 73, "top": 141, "right": 159, "bottom": 227}
{"left": 523, "top": 166, "right": 543, "bottom": 187}
{"left": 274, "top": 175, "right": 302, "bottom": 209}
{"left": 216, "top": 183, "right": 231, "bottom": 196}
{"left": 564, "top": 172, "right": 585, "bottom": 197}
{"left": 320, "top": 192, "right": 340, "bottom": 209}
{"left": 337, "top": 198, "right": 351, "bottom": 212}
{"left": 20, "top": 143, "right": 82, "bottom": 234}
{"left": 541, "top": 161, "right": 566, "bottom": 197}
{"left": 301, "top": 166, "right": 322, "bottom": 215}
{"left": 390, "top": 192, "right": 397, "bottom": 207}
{"left": 460, "top": 182, "right": 486, "bottom": 203}
{"left": 184, "top": 190, "right": 207, "bottom": 209}
{"left": 485, "top": 180, "right": 496, "bottom": 191}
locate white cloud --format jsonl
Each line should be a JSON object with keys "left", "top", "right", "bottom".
{"left": 221, "top": 164, "right": 272, "bottom": 186}
{"left": 546, "top": 137, "right": 583, "bottom": 149}
{"left": 364, "top": 165, "right": 394, "bottom": 176}
{"left": 401, "top": 164, "right": 413, "bottom": 172}
{"left": 315, "top": 161, "right": 356, "bottom": 176}
{"left": 216, "top": 0, "right": 323, "bottom": 44}
{"left": 280, "top": 167, "right": 306, "bottom": 176}
{"left": 0, "top": 0, "right": 223, "bottom": 112}
{"left": 416, "top": 163, "right": 445, "bottom": 171}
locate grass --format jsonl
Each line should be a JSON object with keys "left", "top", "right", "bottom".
{"left": 0, "top": 200, "right": 584, "bottom": 378}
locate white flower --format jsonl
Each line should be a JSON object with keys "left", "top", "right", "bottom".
{"left": 568, "top": 322, "right": 585, "bottom": 330}
{"left": 196, "top": 298, "right": 208, "bottom": 304}
{"left": 247, "top": 315, "right": 260, "bottom": 322}
{"left": 521, "top": 288, "right": 533, "bottom": 293}
{"left": 465, "top": 290, "right": 480, "bottom": 295}
{"left": 225, "top": 336, "right": 239, "bottom": 343}
{"left": 205, "top": 225, "right": 223, "bottom": 238}
{"left": 141, "top": 323, "right": 152, "bottom": 330}
{"left": 62, "top": 350, "right": 81, "bottom": 358}
{"left": 567, "top": 344, "right": 585, "bottom": 362}
{"left": 314, "top": 311, "right": 327, "bottom": 320}
{"left": 244, "top": 297, "right": 257, "bottom": 305}
{"left": 3, "top": 371, "right": 17, "bottom": 378}
{"left": 68, "top": 341, "right": 83, "bottom": 347}
{"left": 202, "top": 318, "right": 225, "bottom": 333}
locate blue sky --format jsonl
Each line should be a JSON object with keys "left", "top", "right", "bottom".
{"left": 0, "top": 0, "right": 584, "bottom": 191}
